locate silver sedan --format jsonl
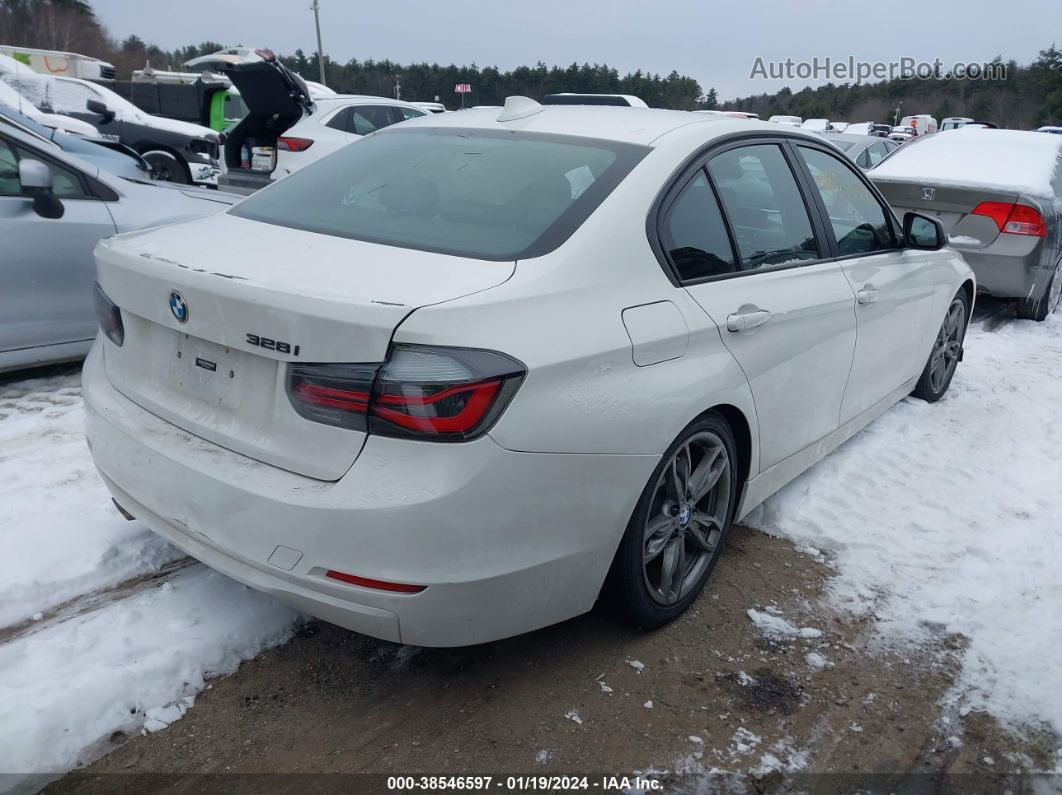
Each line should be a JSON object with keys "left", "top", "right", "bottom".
{"left": 0, "top": 123, "right": 237, "bottom": 374}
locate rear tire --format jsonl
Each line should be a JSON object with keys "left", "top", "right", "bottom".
{"left": 913, "top": 289, "right": 969, "bottom": 402}
{"left": 1016, "top": 265, "right": 1060, "bottom": 322}
{"left": 609, "top": 412, "right": 739, "bottom": 629}
{"left": 143, "top": 150, "right": 190, "bottom": 184}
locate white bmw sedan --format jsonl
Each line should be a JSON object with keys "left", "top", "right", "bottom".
{"left": 85, "top": 98, "right": 973, "bottom": 647}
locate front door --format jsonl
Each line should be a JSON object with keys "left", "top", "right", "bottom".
{"left": 792, "top": 143, "right": 936, "bottom": 423}
{"left": 663, "top": 141, "right": 857, "bottom": 471}
{"left": 0, "top": 135, "right": 116, "bottom": 354}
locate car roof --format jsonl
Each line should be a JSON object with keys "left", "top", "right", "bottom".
{"left": 389, "top": 101, "right": 820, "bottom": 147}
{"left": 314, "top": 95, "right": 422, "bottom": 107}
{"left": 824, "top": 132, "right": 893, "bottom": 145}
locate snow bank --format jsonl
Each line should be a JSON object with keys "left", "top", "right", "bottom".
{"left": 0, "top": 565, "right": 298, "bottom": 774}
{"left": 0, "top": 374, "right": 179, "bottom": 627}
{"left": 747, "top": 314, "right": 1062, "bottom": 735}
{"left": 0, "top": 371, "right": 300, "bottom": 776}
{"left": 871, "top": 128, "right": 1062, "bottom": 198}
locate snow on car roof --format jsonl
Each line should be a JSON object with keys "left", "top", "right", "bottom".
{"left": 397, "top": 102, "right": 772, "bottom": 146}
{"left": 872, "top": 127, "right": 1062, "bottom": 199}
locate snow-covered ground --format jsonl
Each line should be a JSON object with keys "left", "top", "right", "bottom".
{"left": 0, "top": 371, "right": 298, "bottom": 778}
{"left": 748, "top": 310, "right": 1062, "bottom": 738}
{"left": 0, "top": 307, "right": 1060, "bottom": 779}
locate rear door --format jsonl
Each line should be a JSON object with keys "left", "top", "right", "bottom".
{"left": 793, "top": 142, "right": 935, "bottom": 423}
{"left": 666, "top": 140, "right": 858, "bottom": 471}
{"left": 0, "top": 134, "right": 115, "bottom": 354}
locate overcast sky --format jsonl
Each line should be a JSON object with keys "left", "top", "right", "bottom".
{"left": 92, "top": 0, "right": 1060, "bottom": 101}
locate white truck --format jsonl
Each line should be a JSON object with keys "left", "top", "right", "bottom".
{"left": 0, "top": 45, "right": 114, "bottom": 81}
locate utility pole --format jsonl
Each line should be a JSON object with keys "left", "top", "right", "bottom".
{"left": 394, "top": 74, "right": 401, "bottom": 100}
{"left": 311, "top": 0, "right": 326, "bottom": 86}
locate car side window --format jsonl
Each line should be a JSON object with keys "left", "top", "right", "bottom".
{"left": 325, "top": 107, "right": 350, "bottom": 131}
{"left": 796, "top": 145, "right": 896, "bottom": 256}
{"left": 662, "top": 170, "right": 737, "bottom": 281}
{"left": 865, "top": 143, "right": 889, "bottom": 168}
{"left": 393, "top": 106, "right": 426, "bottom": 122}
{"left": 15, "top": 144, "right": 87, "bottom": 198}
{"left": 0, "top": 138, "right": 86, "bottom": 198}
{"left": 855, "top": 146, "right": 871, "bottom": 169}
{"left": 707, "top": 144, "right": 820, "bottom": 270}
{"left": 347, "top": 106, "right": 398, "bottom": 136}
{"left": 0, "top": 138, "right": 18, "bottom": 196}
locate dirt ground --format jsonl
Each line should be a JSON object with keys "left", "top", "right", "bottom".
{"left": 46, "top": 525, "right": 1058, "bottom": 794}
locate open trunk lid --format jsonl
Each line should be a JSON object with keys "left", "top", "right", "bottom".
{"left": 95, "top": 212, "right": 514, "bottom": 481}
{"left": 873, "top": 180, "right": 1020, "bottom": 247}
{"left": 217, "top": 55, "right": 312, "bottom": 193}
{"left": 219, "top": 56, "right": 312, "bottom": 118}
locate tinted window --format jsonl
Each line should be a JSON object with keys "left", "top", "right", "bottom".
{"left": 229, "top": 127, "right": 647, "bottom": 261}
{"left": 797, "top": 146, "right": 896, "bottom": 256}
{"left": 0, "top": 138, "right": 18, "bottom": 196}
{"left": 394, "top": 106, "right": 427, "bottom": 122}
{"left": 662, "top": 170, "right": 736, "bottom": 281}
{"left": 325, "top": 107, "right": 350, "bottom": 131}
{"left": 707, "top": 144, "right": 820, "bottom": 269}
{"left": 348, "top": 105, "right": 398, "bottom": 136}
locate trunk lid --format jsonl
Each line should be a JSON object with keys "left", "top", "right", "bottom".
{"left": 219, "top": 57, "right": 313, "bottom": 117}
{"left": 873, "top": 180, "right": 1020, "bottom": 248}
{"left": 95, "top": 212, "right": 515, "bottom": 481}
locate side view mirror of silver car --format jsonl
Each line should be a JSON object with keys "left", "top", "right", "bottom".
{"left": 19, "top": 159, "right": 64, "bottom": 219}
{"left": 903, "top": 211, "right": 944, "bottom": 251}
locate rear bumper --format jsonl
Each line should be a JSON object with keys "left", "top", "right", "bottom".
{"left": 82, "top": 342, "right": 655, "bottom": 646}
{"left": 217, "top": 168, "right": 272, "bottom": 195}
{"left": 951, "top": 246, "right": 1047, "bottom": 300}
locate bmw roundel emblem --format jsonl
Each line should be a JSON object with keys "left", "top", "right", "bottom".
{"left": 169, "top": 291, "right": 188, "bottom": 323}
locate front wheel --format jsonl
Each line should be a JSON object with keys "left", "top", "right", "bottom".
{"left": 610, "top": 412, "right": 739, "bottom": 629}
{"left": 142, "top": 150, "right": 190, "bottom": 184}
{"left": 912, "top": 289, "right": 969, "bottom": 402}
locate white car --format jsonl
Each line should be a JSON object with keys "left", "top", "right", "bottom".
{"left": 768, "top": 115, "right": 802, "bottom": 127}
{"left": 85, "top": 98, "right": 973, "bottom": 647}
{"left": 273, "top": 96, "right": 428, "bottom": 179}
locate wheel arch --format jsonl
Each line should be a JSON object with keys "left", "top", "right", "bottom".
{"left": 134, "top": 143, "right": 192, "bottom": 179}
{"left": 700, "top": 403, "right": 752, "bottom": 508}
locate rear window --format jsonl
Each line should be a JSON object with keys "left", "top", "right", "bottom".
{"left": 229, "top": 127, "right": 648, "bottom": 260}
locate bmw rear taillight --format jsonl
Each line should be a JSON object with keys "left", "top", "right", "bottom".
{"left": 286, "top": 345, "right": 525, "bottom": 441}
{"left": 288, "top": 362, "right": 377, "bottom": 431}
{"left": 370, "top": 345, "right": 525, "bottom": 441}
{"left": 277, "top": 137, "right": 314, "bottom": 152}
{"left": 972, "top": 202, "right": 1046, "bottom": 237}
{"left": 93, "top": 282, "right": 124, "bottom": 347}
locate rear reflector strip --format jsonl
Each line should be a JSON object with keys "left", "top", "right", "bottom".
{"left": 325, "top": 570, "right": 427, "bottom": 593}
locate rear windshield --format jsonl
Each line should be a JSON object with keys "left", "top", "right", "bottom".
{"left": 229, "top": 127, "right": 648, "bottom": 260}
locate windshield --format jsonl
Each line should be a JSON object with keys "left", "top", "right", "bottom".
{"left": 230, "top": 127, "right": 648, "bottom": 261}
{"left": 833, "top": 141, "right": 859, "bottom": 152}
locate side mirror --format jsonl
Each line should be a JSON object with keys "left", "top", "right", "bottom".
{"left": 85, "top": 98, "right": 116, "bottom": 123}
{"left": 903, "top": 211, "right": 944, "bottom": 250}
{"left": 19, "top": 159, "right": 64, "bottom": 219}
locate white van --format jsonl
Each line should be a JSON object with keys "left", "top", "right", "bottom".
{"left": 0, "top": 45, "right": 114, "bottom": 81}
{"left": 898, "top": 114, "right": 938, "bottom": 135}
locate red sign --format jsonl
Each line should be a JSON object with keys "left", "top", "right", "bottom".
{"left": 455, "top": 83, "right": 472, "bottom": 94}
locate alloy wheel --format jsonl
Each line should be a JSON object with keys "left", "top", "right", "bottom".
{"left": 642, "top": 430, "right": 731, "bottom": 605}
{"left": 929, "top": 297, "right": 965, "bottom": 394}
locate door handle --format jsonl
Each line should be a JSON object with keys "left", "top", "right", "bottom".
{"left": 726, "top": 308, "right": 772, "bottom": 332}
{"left": 856, "top": 286, "right": 880, "bottom": 305}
